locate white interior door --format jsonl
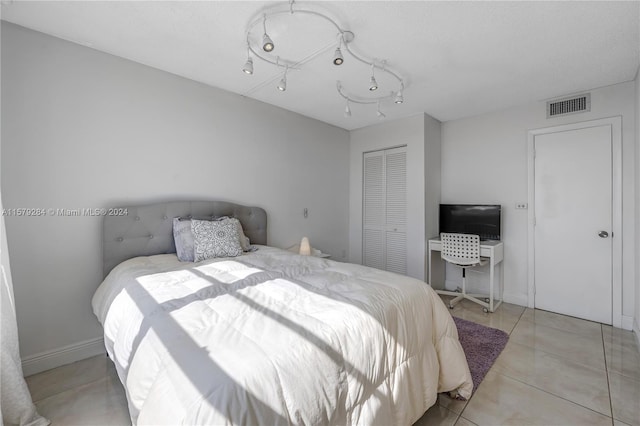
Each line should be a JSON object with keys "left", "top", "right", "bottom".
{"left": 534, "top": 125, "right": 612, "bottom": 324}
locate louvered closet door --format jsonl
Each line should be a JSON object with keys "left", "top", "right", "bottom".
{"left": 363, "top": 146, "right": 407, "bottom": 275}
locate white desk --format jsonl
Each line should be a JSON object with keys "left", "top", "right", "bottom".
{"left": 428, "top": 237, "right": 504, "bottom": 312}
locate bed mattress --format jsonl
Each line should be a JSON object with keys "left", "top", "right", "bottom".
{"left": 92, "top": 246, "right": 472, "bottom": 425}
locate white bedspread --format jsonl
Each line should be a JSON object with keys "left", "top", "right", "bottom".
{"left": 92, "top": 246, "right": 472, "bottom": 425}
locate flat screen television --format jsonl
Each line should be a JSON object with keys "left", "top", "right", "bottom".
{"left": 439, "top": 204, "right": 502, "bottom": 241}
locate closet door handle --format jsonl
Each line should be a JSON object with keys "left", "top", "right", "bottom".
{"left": 598, "top": 231, "right": 609, "bottom": 238}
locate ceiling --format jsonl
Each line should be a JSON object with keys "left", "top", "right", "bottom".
{"left": 2, "top": 1, "right": 639, "bottom": 131}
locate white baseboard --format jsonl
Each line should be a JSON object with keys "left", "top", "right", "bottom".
{"left": 621, "top": 315, "right": 634, "bottom": 331}
{"left": 634, "top": 317, "right": 640, "bottom": 351}
{"left": 22, "top": 337, "right": 105, "bottom": 377}
{"left": 502, "top": 292, "right": 528, "bottom": 307}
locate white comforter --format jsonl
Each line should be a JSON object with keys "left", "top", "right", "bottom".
{"left": 92, "top": 246, "right": 472, "bottom": 425}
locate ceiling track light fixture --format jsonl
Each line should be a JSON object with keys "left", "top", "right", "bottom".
{"left": 277, "top": 64, "right": 288, "bottom": 91}
{"left": 344, "top": 99, "right": 351, "bottom": 117}
{"left": 369, "top": 64, "right": 378, "bottom": 91}
{"left": 333, "top": 47, "right": 344, "bottom": 66}
{"left": 262, "top": 14, "right": 275, "bottom": 52}
{"left": 394, "top": 82, "right": 404, "bottom": 104}
{"left": 336, "top": 82, "right": 397, "bottom": 118}
{"left": 242, "top": 44, "right": 254, "bottom": 75}
{"left": 242, "top": 57, "right": 254, "bottom": 75}
{"left": 333, "top": 34, "right": 344, "bottom": 66}
{"left": 243, "top": 0, "right": 405, "bottom": 118}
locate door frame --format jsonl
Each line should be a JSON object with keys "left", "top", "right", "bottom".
{"left": 527, "top": 116, "right": 622, "bottom": 327}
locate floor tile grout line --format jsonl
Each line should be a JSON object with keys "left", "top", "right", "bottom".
{"left": 451, "top": 408, "right": 463, "bottom": 425}
{"left": 517, "top": 315, "right": 604, "bottom": 339}
{"left": 501, "top": 339, "right": 609, "bottom": 375}
{"left": 455, "top": 301, "right": 634, "bottom": 424}
{"left": 31, "top": 371, "right": 115, "bottom": 405}
{"left": 516, "top": 317, "right": 606, "bottom": 344}
{"left": 509, "top": 304, "right": 527, "bottom": 335}
{"left": 507, "top": 308, "right": 609, "bottom": 376}
{"left": 492, "top": 369, "right": 614, "bottom": 420}
{"left": 521, "top": 306, "right": 603, "bottom": 327}
{"left": 498, "top": 307, "right": 612, "bottom": 421}
{"left": 603, "top": 335, "right": 640, "bottom": 360}
{"left": 601, "top": 324, "right": 616, "bottom": 426}
{"left": 508, "top": 326, "right": 609, "bottom": 373}
{"left": 607, "top": 367, "right": 640, "bottom": 385}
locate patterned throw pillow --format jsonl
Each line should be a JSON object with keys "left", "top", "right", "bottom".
{"left": 191, "top": 219, "right": 243, "bottom": 261}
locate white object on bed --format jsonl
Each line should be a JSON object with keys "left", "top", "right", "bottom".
{"left": 92, "top": 246, "right": 472, "bottom": 425}
{"left": 299, "top": 236, "right": 311, "bottom": 255}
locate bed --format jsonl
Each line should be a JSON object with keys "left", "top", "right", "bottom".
{"left": 92, "top": 200, "right": 473, "bottom": 425}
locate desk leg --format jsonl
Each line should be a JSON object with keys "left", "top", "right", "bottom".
{"left": 500, "top": 258, "right": 504, "bottom": 305}
{"left": 428, "top": 250, "right": 445, "bottom": 289}
{"left": 489, "top": 258, "right": 495, "bottom": 312}
{"left": 428, "top": 249, "right": 432, "bottom": 286}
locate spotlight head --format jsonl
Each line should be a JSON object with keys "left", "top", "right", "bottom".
{"left": 242, "top": 57, "right": 254, "bottom": 75}
{"left": 277, "top": 76, "right": 287, "bottom": 91}
{"left": 262, "top": 33, "right": 274, "bottom": 52}
{"left": 394, "top": 90, "right": 403, "bottom": 104}
{"left": 333, "top": 47, "right": 344, "bottom": 66}
{"left": 369, "top": 75, "right": 378, "bottom": 91}
{"left": 344, "top": 103, "right": 351, "bottom": 117}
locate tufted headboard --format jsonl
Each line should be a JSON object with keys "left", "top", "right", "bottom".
{"left": 102, "top": 200, "right": 267, "bottom": 277}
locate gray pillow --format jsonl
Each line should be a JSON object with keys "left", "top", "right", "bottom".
{"left": 227, "top": 217, "right": 251, "bottom": 251}
{"left": 192, "top": 219, "right": 243, "bottom": 261}
{"left": 173, "top": 218, "right": 195, "bottom": 262}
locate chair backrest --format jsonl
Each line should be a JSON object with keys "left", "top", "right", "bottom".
{"left": 440, "top": 233, "right": 482, "bottom": 266}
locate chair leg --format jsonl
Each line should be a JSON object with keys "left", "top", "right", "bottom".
{"left": 448, "top": 267, "right": 467, "bottom": 309}
{"left": 448, "top": 294, "right": 464, "bottom": 309}
{"left": 440, "top": 265, "right": 494, "bottom": 313}
{"left": 460, "top": 267, "right": 492, "bottom": 313}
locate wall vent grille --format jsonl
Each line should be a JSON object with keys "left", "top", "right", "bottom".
{"left": 547, "top": 93, "right": 591, "bottom": 118}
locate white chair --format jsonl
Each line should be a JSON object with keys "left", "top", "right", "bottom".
{"left": 438, "top": 233, "right": 492, "bottom": 312}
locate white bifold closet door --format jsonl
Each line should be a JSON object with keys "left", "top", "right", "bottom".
{"left": 363, "top": 146, "right": 407, "bottom": 275}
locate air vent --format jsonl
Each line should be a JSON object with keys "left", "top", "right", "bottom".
{"left": 547, "top": 93, "right": 591, "bottom": 118}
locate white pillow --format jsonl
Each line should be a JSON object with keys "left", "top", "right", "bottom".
{"left": 191, "top": 219, "right": 243, "bottom": 261}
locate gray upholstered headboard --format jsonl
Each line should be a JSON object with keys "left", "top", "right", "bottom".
{"left": 102, "top": 200, "right": 267, "bottom": 277}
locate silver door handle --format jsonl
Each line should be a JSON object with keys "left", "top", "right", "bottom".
{"left": 598, "top": 231, "right": 609, "bottom": 238}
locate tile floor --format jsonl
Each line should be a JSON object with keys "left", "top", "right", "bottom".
{"left": 26, "top": 297, "right": 640, "bottom": 426}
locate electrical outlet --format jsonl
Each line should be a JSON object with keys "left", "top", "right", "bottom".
{"left": 515, "top": 203, "right": 528, "bottom": 209}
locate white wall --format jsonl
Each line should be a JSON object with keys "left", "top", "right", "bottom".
{"left": 349, "top": 114, "right": 428, "bottom": 280}
{"left": 635, "top": 68, "right": 640, "bottom": 343}
{"left": 1, "top": 22, "right": 350, "bottom": 370}
{"left": 424, "top": 114, "right": 442, "bottom": 255}
{"left": 442, "top": 82, "right": 636, "bottom": 326}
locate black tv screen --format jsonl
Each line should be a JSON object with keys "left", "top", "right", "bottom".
{"left": 439, "top": 204, "right": 501, "bottom": 241}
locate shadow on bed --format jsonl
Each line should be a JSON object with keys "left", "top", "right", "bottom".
{"left": 118, "top": 265, "right": 399, "bottom": 424}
